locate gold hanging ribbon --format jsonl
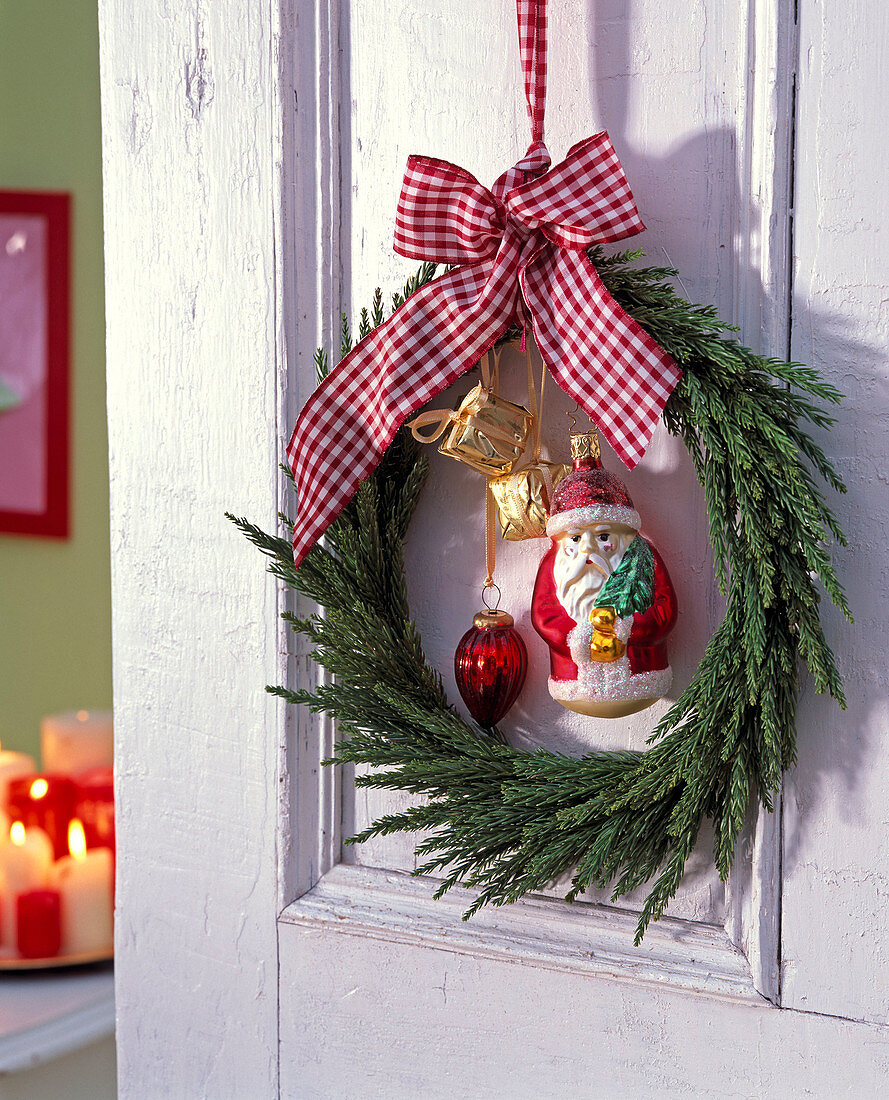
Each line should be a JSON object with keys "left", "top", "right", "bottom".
{"left": 485, "top": 481, "right": 497, "bottom": 589}
{"left": 489, "top": 342, "right": 569, "bottom": 539}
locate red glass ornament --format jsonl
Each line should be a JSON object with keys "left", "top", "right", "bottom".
{"left": 455, "top": 610, "right": 528, "bottom": 727}
{"left": 17, "top": 889, "right": 62, "bottom": 959}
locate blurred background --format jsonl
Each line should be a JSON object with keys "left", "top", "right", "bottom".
{"left": 0, "top": 2, "right": 111, "bottom": 763}
{"left": 0, "top": 1, "right": 115, "bottom": 1096}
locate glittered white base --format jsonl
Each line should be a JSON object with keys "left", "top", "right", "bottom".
{"left": 551, "top": 621, "right": 672, "bottom": 714}
{"left": 548, "top": 665, "right": 673, "bottom": 707}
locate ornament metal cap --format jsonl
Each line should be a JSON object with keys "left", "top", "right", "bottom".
{"left": 473, "top": 609, "right": 515, "bottom": 630}
{"left": 569, "top": 430, "right": 602, "bottom": 469}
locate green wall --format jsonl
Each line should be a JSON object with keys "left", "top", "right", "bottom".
{"left": 0, "top": 1, "right": 111, "bottom": 763}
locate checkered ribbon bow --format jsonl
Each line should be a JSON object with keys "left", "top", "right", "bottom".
{"left": 287, "top": 0, "right": 680, "bottom": 567}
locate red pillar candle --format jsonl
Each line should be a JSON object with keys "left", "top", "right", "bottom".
{"left": 74, "top": 767, "right": 115, "bottom": 853}
{"left": 50, "top": 821, "right": 114, "bottom": 956}
{"left": 6, "top": 776, "right": 78, "bottom": 860}
{"left": 0, "top": 823, "right": 54, "bottom": 949}
{"left": 16, "top": 889, "right": 62, "bottom": 959}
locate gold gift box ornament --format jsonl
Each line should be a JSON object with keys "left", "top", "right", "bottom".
{"left": 490, "top": 459, "right": 570, "bottom": 540}
{"left": 409, "top": 349, "right": 533, "bottom": 477}
{"left": 488, "top": 356, "right": 572, "bottom": 540}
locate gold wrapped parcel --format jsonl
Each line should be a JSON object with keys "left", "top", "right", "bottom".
{"left": 410, "top": 382, "right": 533, "bottom": 476}
{"left": 490, "top": 460, "right": 571, "bottom": 540}
{"left": 440, "top": 384, "right": 533, "bottom": 475}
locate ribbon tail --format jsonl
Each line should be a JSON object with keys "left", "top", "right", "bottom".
{"left": 521, "top": 246, "right": 682, "bottom": 468}
{"left": 287, "top": 267, "right": 515, "bottom": 568}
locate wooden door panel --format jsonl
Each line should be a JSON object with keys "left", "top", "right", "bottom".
{"left": 279, "top": 917, "right": 889, "bottom": 1098}
{"left": 344, "top": 0, "right": 756, "bottom": 929}
{"left": 99, "top": 0, "right": 889, "bottom": 1094}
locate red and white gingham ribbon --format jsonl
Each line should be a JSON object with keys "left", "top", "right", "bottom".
{"left": 287, "top": 0, "right": 681, "bottom": 567}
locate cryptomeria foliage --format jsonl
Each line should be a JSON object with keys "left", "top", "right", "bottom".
{"left": 230, "top": 249, "right": 849, "bottom": 943}
{"left": 598, "top": 535, "right": 655, "bottom": 618}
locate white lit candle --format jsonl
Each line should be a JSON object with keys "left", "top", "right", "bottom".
{"left": 0, "top": 821, "right": 53, "bottom": 949}
{"left": 0, "top": 741, "right": 37, "bottom": 811}
{"left": 41, "top": 711, "right": 113, "bottom": 775}
{"left": 49, "top": 819, "right": 114, "bottom": 956}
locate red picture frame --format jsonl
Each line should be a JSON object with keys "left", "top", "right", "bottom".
{"left": 0, "top": 190, "right": 71, "bottom": 538}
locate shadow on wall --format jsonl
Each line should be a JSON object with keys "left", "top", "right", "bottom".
{"left": 587, "top": 0, "right": 882, "bottom": 869}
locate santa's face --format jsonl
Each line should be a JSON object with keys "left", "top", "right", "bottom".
{"left": 553, "top": 522, "right": 637, "bottom": 623}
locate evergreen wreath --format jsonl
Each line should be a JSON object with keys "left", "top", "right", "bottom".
{"left": 230, "top": 248, "right": 850, "bottom": 943}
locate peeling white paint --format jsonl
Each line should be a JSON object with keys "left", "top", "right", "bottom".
{"left": 100, "top": 0, "right": 283, "bottom": 1095}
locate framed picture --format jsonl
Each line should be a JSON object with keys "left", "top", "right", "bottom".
{"left": 0, "top": 190, "right": 71, "bottom": 538}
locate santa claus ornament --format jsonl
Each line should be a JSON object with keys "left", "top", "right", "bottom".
{"left": 533, "top": 431, "right": 676, "bottom": 717}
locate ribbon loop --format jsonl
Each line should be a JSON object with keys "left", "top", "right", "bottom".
{"left": 408, "top": 409, "right": 456, "bottom": 444}
{"left": 395, "top": 157, "right": 505, "bottom": 265}
{"left": 517, "top": 0, "right": 547, "bottom": 145}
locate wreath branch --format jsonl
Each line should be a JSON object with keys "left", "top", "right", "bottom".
{"left": 229, "top": 249, "right": 849, "bottom": 944}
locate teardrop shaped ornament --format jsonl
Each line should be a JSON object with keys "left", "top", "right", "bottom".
{"left": 454, "top": 610, "right": 528, "bottom": 728}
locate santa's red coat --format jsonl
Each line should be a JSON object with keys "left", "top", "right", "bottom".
{"left": 531, "top": 538, "right": 678, "bottom": 680}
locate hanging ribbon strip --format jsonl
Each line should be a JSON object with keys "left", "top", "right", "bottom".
{"left": 287, "top": 0, "right": 681, "bottom": 567}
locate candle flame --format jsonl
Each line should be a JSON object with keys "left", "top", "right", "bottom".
{"left": 77, "top": 710, "right": 89, "bottom": 722}
{"left": 11, "top": 821, "right": 26, "bottom": 846}
{"left": 68, "top": 818, "right": 87, "bottom": 860}
{"left": 30, "top": 777, "right": 49, "bottom": 800}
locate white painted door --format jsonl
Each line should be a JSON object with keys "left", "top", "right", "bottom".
{"left": 99, "top": 1, "right": 889, "bottom": 1096}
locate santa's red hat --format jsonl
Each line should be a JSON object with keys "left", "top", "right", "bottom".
{"left": 545, "top": 432, "right": 641, "bottom": 538}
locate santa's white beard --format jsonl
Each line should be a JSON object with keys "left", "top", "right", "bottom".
{"left": 553, "top": 547, "right": 613, "bottom": 623}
